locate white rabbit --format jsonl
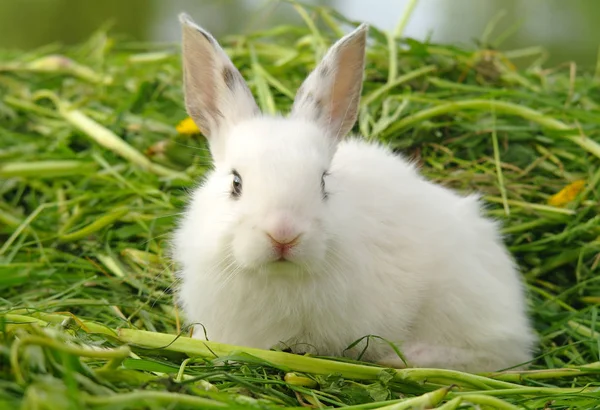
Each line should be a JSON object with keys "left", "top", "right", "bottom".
{"left": 171, "top": 13, "right": 536, "bottom": 373}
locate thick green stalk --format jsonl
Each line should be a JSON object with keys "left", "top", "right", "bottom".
{"left": 0, "top": 160, "right": 97, "bottom": 178}
{"left": 482, "top": 362, "right": 600, "bottom": 382}
{"left": 117, "top": 328, "right": 519, "bottom": 390}
{"left": 4, "top": 312, "right": 119, "bottom": 338}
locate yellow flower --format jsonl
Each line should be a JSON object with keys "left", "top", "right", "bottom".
{"left": 548, "top": 180, "right": 586, "bottom": 207}
{"left": 176, "top": 117, "right": 201, "bottom": 135}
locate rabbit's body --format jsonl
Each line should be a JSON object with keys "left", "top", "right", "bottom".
{"left": 173, "top": 14, "right": 536, "bottom": 373}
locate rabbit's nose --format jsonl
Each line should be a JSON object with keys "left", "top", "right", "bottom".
{"left": 265, "top": 221, "right": 302, "bottom": 255}
{"left": 265, "top": 214, "right": 300, "bottom": 241}
{"left": 267, "top": 232, "right": 301, "bottom": 258}
{"left": 264, "top": 213, "right": 304, "bottom": 254}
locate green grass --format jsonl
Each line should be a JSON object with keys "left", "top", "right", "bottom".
{"left": 2, "top": 2, "right": 600, "bottom": 409}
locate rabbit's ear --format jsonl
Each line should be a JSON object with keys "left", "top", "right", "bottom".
{"left": 291, "top": 24, "right": 368, "bottom": 142}
{"left": 180, "top": 13, "right": 259, "bottom": 143}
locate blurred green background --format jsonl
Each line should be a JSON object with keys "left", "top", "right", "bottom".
{"left": 1, "top": 0, "right": 599, "bottom": 68}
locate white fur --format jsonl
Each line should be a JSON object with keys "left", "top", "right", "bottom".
{"left": 172, "top": 14, "right": 537, "bottom": 373}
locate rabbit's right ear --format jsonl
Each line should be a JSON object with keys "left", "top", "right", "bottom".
{"left": 180, "top": 13, "right": 259, "bottom": 152}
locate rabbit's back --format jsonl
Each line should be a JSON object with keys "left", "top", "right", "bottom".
{"left": 327, "top": 138, "right": 535, "bottom": 369}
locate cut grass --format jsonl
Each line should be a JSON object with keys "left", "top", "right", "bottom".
{"left": 1, "top": 2, "right": 600, "bottom": 409}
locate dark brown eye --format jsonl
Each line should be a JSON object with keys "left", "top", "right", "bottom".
{"left": 321, "top": 171, "right": 329, "bottom": 200}
{"left": 231, "top": 170, "right": 242, "bottom": 198}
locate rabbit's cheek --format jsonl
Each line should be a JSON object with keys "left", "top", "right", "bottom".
{"left": 231, "top": 228, "right": 273, "bottom": 268}
{"left": 273, "top": 231, "right": 327, "bottom": 270}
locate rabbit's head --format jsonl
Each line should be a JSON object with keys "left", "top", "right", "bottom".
{"left": 177, "top": 14, "right": 367, "bottom": 274}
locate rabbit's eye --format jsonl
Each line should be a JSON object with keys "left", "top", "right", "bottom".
{"left": 321, "top": 171, "right": 329, "bottom": 200}
{"left": 231, "top": 170, "right": 242, "bottom": 198}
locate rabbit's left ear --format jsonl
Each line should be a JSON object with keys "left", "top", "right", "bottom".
{"left": 180, "top": 13, "right": 259, "bottom": 144}
{"left": 290, "top": 24, "right": 368, "bottom": 142}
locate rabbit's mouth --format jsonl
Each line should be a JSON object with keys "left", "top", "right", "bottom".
{"left": 272, "top": 256, "right": 295, "bottom": 265}
{"left": 268, "top": 253, "right": 301, "bottom": 267}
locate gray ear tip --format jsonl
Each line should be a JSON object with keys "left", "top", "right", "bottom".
{"left": 354, "top": 23, "right": 369, "bottom": 37}
{"left": 349, "top": 23, "right": 369, "bottom": 44}
{"left": 179, "top": 12, "right": 194, "bottom": 25}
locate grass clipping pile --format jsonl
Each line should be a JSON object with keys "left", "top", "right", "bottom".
{"left": 2, "top": 5, "right": 600, "bottom": 410}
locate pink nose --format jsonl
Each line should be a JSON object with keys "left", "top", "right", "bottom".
{"left": 266, "top": 231, "right": 301, "bottom": 257}
{"left": 264, "top": 215, "right": 302, "bottom": 256}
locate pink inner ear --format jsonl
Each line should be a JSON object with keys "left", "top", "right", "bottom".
{"left": 327, "top": 36, "right": 365, "bottom": 136}
{"left": 182, "top": 26, "right": 219, "bottom": 135}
